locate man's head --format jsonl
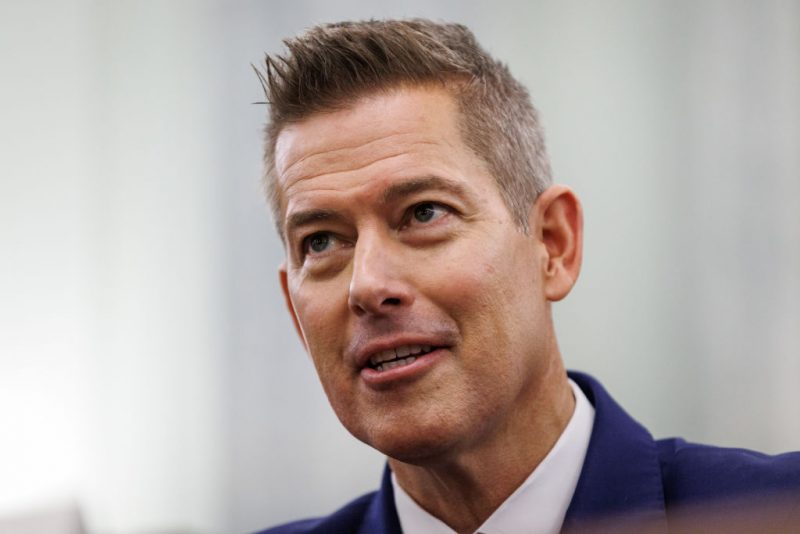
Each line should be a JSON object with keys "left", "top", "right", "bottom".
{"left": 261, "top": 19, "right": 583, "bottom": 464}
{"left": 260, "top": 19, "right": 552, "bottom": 237}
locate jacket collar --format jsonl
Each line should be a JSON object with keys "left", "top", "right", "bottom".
{"left": 360, "top": 465, "right": 403, "bottom": 534}
{"left": 562, "top": 371, "right": 668, "bottom": 533}
{"left": 365, "top": 371, "right": 668, "bottom": 533}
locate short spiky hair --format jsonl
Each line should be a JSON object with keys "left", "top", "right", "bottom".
{"left": 258, "top": 18, "right": 552, "bottom": 238}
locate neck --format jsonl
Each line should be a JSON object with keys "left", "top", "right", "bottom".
{"left": 389, "top": 357, "right": 574, "bottom": 534}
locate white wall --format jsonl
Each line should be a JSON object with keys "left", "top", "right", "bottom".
{"left": 0, "top": 0, "right": 96, "bottom": 519}
{"left": 1, "top": 1, "right": 226, "bottom": 532}
{"left": 1, "top": 1, "right": 798, "bottom": 533}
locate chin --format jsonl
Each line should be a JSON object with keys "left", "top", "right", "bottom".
{"left": 355, "top": 419, "right": 466, "bottom": 465}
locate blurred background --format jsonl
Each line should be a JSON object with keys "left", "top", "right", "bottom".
{"left": 1, "top": 0, "right": 798, "bottom": 532}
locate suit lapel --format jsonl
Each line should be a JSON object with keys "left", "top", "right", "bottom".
{"left": 358, "top": 465, "right": 403, "bottom": 534}
{"left": 562, "top": 371, "right": 668, "bottom": 533}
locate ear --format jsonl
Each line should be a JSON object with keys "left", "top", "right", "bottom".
{"left": 279, "top": 264, "right": 308, "bottom": 350}
{"left": 532, "top": 185, "right": 584, "bottom": 302}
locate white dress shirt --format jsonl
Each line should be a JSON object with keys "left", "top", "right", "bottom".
{"left": 392, "top": 379, "right": 595, "bottom": 534}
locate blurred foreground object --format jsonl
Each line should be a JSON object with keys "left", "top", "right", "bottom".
{"left": 0, "top": 503, "right": 84, "bottom": 534}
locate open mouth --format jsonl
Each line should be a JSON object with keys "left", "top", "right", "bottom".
{"left": 368, "top": 344, "right": 437, "bottom": 372}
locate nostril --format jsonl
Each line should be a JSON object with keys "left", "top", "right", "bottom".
{"left": 382, "top": 297, "right": 402, "bottom": 306}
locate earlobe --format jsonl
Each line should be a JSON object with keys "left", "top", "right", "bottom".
{"left": 534, "top": 185, "right": 584, "bottom": 301}
{"left": 279, "top": 265, "right": 308, "bottom": 350}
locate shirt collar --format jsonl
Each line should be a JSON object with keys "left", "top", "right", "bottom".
{"left": 392, "top": 379, "right": 595, "bottom": 534}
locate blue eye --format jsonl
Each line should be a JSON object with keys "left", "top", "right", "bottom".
{"left": 304, "top": 233, "right": 331, "bottom": 254}
{"left": 413, "top": 203, "right": 437, "bottom": 223}
{"left": 411, "top": 202, "right": 449, "bottom": 224}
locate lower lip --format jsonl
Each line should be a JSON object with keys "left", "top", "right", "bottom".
{"left": 360, "top": 348, "right": 446, "bottom": 388}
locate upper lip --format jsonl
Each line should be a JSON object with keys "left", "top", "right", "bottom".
{"left": 350, "top": 335, "right": 452, "bottom": 370}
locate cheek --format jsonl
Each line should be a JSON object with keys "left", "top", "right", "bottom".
{"left": 417, "top": 248, "right": 511, "bottom": 354}
{"left": 422, "top": 234, "right": 533, "bottom": 309}
{"left": 290, "top": 281, "right": 350, "bottom": 375}
{"left": 426, "top": 236, "right": 543, "bottom": 365}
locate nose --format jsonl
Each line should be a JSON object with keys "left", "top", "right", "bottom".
{"left": 348, "top": 233, "right": 413, "bottom": 316}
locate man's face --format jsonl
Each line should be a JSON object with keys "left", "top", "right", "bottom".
{"left": 275, "top": 86, "right": 555, "bottom": 461}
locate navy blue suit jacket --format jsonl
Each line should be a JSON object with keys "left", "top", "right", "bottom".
{"left": 259, "top": 372, "right": 800, "bottom": 533}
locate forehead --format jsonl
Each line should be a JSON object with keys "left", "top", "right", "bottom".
{"left": 273, "top": 86, "right": 472, "bottom": 208}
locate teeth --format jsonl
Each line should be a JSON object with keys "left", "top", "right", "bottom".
{"left": 374, "top": 349, "right": 395, "bottom": 364}
{"left": 369, "top": 345, "right": 435, "bottom": 368}
{"left": 376, "top": 356, "right": 417, "bottom": 372}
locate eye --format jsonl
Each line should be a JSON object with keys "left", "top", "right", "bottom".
{"left": 409, "top": 202, "right": 449, "bottom": 225}
{"left": 302, "top": 232, "right": 334, "bottom": 255}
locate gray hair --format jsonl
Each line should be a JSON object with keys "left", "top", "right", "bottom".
{"left": 258, "top": 18, "right": 552, "bottom": 238}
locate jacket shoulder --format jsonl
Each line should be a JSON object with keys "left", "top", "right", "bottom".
{"left": 254, "top": 492, "right": 375, "bottom": 534}
{"left": 656, "top": 437, "right": 800, "bottom": 505}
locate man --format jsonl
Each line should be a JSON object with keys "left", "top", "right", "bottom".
{"left": 256, "top": 19, "right": 800, "bottom": 533}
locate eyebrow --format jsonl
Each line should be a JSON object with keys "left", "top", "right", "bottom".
{"left": 285, "top": 208, "right": 345, "bottom": 238}
{"left": 381, "top": 175, "right": 470, "bottom": 205}
{"left": 284, "top": 175, "right": 471, "bottom": 237}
